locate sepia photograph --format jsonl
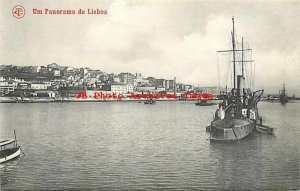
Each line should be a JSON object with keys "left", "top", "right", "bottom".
{"left": 0, "top": 0, "right": 299, "bottom": 190}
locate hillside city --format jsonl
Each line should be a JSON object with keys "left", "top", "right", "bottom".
{"left": 1, "top": 63, "right": 219, "bottom": 100}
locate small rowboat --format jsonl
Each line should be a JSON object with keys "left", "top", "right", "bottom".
{"left": 195, "top": 100, "right": 217, "bottom": 106}
{"left": 256, "top": 124, "right": 275, "bottom": 135}
{"left": 144, "top": 99, "right": 156, "bottom": 105}
{"left": 0, "top": 130, "right": 22, "bottom": 163}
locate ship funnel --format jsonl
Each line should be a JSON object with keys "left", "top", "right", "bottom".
{"left": 237, "top": 75, "right": 245, "bottom": 97}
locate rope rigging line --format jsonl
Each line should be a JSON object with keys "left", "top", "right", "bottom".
{"left": 220, "top": 51, "right": 231, "bottom": 89}
{"left": 252, "top": 50, "right": 255, "bottom": 89}
{"left": 250, "top": 50, "right": 253, "bottom": 89}
{"left": 230, "top": 54, "right": 233, "bottom": 88}
{"left": 217, "top": 52, "right": 220, "bottom": 88}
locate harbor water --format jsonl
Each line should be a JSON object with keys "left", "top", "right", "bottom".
{"left": 0, "top": 101, "right": 299, "bottom": 190}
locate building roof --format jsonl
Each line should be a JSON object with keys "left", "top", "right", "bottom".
{"left": 31, "top": 82, "right": 47, "bottom": 85}
{"left": 103, "top": 82, "right": 126, "bottom": 86}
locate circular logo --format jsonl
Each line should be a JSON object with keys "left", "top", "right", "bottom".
{"left": 12, "top": 5, "right": 25, "bottom": 19}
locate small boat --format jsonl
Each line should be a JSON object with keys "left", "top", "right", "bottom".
{"left": 0, "top": 97, "right": 18, "bottom": 103}
{"left": 195, "top": 99, "right": 217, "bottom": 106}
{"left": 256, "top": 124, "right": 275, "bottom": 134}
{"left": 144, "top": 99, "right": 156, "bottom": 105}
{"left": 0, "top": 130, "right": 22, "bottom": 163}
{"left": 279, "top": 83, "right": 288, "bottom": 105}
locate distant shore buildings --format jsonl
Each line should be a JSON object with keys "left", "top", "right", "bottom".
{"left": 0, "top": 63, "right": 200, "bottom": 98}
{"left": 1, "top": 63, "right": 296, "bottom": 101}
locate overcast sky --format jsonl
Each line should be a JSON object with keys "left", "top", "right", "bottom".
{"left": 1, "top": 0, "right": 299, "bottom": 94}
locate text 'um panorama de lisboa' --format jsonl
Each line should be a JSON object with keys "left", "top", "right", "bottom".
{"left": 32, "top": 8, "right": 107, "bottom": 15}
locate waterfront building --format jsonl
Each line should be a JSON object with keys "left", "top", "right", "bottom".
{"left": 100, "top": 83, "right": 133, "bottom": 94}
{"left": 30, "top": 83, "right": 48, "bottom": 90}
{"left": 153, "top": 79, "right": 165, "bottom": 88}
{"left": 133, "top": 73, "right": 149, "bottom": 87}
{"left": 33, "top": 90, "right": 56, "bottom": 97}
{"left": 0, "top": 81, "right": 14, "bottom": 95}
{"left": 164, "top": 80, "right": 175, "bottom": 91}
{"left": 118, "top": 72, "right": 134, "bottom": 85}
{"left": 113, "top": 76, "right": 121, "bottom": 83}
{"left": 126, "top": 84, "right": 134, "bottom": 93}
{"left": 177, "top": 84, "right": 194, "bottom": 92}
{"left": 136, "top": 86, "right": 156, "bottom": 92}
{"left": 156, "top": 87, "right": 166, "bottom": 92}
{"left": 146, "top": 77, "right": 155, "bottom": 85}
{"left": 17, "top": 82, "right": 31, "bottom": 89}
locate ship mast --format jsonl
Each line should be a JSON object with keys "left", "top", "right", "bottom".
{"left": 231, "top": 17, "right": 236, "bottom": 89}
{"left": 242, "top": 37, "right": 244, "bottom": 77}
{"left": 217, "top": 17, "right": 253, "bottom": 91}
{"left": 282, "top": 83, "right": 286, "bottom": 96}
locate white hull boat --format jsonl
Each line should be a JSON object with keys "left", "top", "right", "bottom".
{"left": 0, "top": 130, "right": 23, "bottom": 163}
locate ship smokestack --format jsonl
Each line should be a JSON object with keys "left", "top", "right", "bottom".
{"left": 237, "top": 75, "right": 245, "bottom": 97}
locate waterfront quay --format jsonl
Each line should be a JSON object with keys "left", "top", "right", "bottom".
{"left": 0, "top": 91, "right": 218, "bottom": 103}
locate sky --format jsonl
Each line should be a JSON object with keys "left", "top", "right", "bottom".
{"left": 0, "top": 0, "right": 299, "bottom": 95}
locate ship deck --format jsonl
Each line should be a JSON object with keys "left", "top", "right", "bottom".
{"left": 212, "top": 117, "right": 253, "bottom": 129}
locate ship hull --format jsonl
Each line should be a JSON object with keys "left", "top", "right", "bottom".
{"left": 280, "top": 97, "right": 288, "bottom": 105}
{"left": 195, "top": 102, "right": 217, "bottom": 106}
{"left": 0, "top": 147, "right": 21, "bottom": 163}
{"left": 209, "top": 118, "right": 254, "bottom": 141}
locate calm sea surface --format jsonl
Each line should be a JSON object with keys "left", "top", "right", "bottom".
{"left": 0, "top": 101, "right": 299, "bottom": 190}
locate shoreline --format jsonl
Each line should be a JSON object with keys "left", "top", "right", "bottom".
{"left": 0, "top": 97, "right": 221, "bottom": 103}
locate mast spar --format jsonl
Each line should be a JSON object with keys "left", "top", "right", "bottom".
{"left": 231, "top": 17, "right": 236, "bottom": 89}
{"left": 242, "top": 37, "right": 244, "bottom": 77}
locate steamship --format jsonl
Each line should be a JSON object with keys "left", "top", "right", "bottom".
{"left": 208, "top": 17, "right": 264, "bottom": 142}
{"left": 279, "top": 83, "right": 288, "bottom": 105}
